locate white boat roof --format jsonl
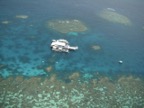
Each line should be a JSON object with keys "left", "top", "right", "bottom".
{"left": 58, "top": 39, "right": 69, "bottom": 43}
{"left": 51, "top": 41, "right": 66, "bottom": 46}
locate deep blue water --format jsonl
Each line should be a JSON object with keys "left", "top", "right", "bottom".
{"left": 0, "top": 0, "right": 144, "bottom": 79}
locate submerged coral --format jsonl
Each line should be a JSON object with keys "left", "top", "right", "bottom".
{"left": 45, "top": 66, "right": 53, "bottom": 73}
{"left": 16, "top": 15, "right": 29, "bottom": 19}
{"left": 0, "top": 75, "right": 144, "bottom": 108}
{"left": 68, "top": 72, "right": 80, "bottom": 80}
{"left": 47, "top": 19, "right": 88, "bottom": 33}
{"left": 1, "top": 21, "right": 10, "bottom": 24}
{"left": 99, "top": 9, "right": 132, "bottom": 26}
{"left": 91, "top": 45, "right": 101, "bottom": 50}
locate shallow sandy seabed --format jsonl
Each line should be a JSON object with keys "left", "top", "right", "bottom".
{"left": 15, "top": 15, "right": 29, "bottom": 19}
{"left": 47, "top": 19, "right": 88, "bottom": 33}
{"left": 1, "top": 21, "right": 10, "bottom": 24}
{"left": 91, "top": 45, "right": 101, "bottom": 50}
{"left": 0, "top": 75, "right": 143, "bottom": 108}
{"left": 99, "top": 9, "right": 132, "bottom": 26}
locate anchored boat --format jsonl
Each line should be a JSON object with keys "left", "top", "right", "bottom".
{"left": 51, "top": 39, "right": 78, "bottom": 52}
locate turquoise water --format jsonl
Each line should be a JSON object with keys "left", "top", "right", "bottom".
{"left": 0, "top": 0, "right": 144, "bottom": 79}
{"left": 0, "top": 0, "right": 144, "bottom": 108}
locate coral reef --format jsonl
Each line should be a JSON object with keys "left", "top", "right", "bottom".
{"left": 0, "top": 75, "right": 143, "bottom": 108}
{"left": 99, "top": 9, "right": 132, "bottom": 26}
{"left": 45, "top": 66, "right": 53, "bottom": 73}
{"left": 47, "top": 19, "right": 88, "bottom": 33}
{"left": 0, "top": 64, "right": 7, "bottom": 70}
{"left": 67, "top": 32, "right": 78, "bottom": 36}
{"left": 68, "top": 72, "right": 80, "bottom": 81}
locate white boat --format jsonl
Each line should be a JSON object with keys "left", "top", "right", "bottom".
{"left": 51, "top": 39, "right": 78, "bottom": 52}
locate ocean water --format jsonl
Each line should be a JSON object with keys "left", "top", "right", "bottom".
{"left": 0, "top": 0, "right": 144, "bottom": 107}
{"left": 0, "top": 0, "right": 144, "bottom": 78}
